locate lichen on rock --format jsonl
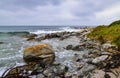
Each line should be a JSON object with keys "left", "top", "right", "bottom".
{"left": 23, "top": 44, "right": 55, "bottom": 65}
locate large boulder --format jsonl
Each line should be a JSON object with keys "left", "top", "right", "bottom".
{"left": 23, "top": 44, "right": 55, "bottom": 65}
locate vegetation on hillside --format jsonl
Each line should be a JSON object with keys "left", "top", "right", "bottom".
{"left": 88, "top": 20, "right": 120, "bottom": 49}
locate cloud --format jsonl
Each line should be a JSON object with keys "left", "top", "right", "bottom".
{"left": 0, "top": 0, "right": 120, "bottom": 25}
{"left": 94, "top": 3, "right": 120, "bottom": 25}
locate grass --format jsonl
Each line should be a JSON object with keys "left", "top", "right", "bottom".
{"left": 88, "top": 20, "right": 120, "bottom": 47}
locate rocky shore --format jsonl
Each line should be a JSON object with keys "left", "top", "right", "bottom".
{"left": 1, "top": 28, "right": 120, "bottom": 78}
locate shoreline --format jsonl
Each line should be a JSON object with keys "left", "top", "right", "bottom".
{"left": 0, "top": 27, "right": 120, "bottom": 78}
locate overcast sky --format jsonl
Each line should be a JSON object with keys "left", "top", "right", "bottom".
{"left": 0, "top": 0, "right": 120, "bottom": 26}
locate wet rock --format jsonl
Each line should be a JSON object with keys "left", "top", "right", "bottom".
{"left": 51, "top": 63, "right": 69, "bottom": 75}
{"left": 37, "top": 62, "right": 69, "bottom": 78}
{"left": 26, "top": 34, "right": 37, "bottom": 38}
{"left": 66, "top": 45, "right": 84, "bottom": 51}
{"left": 72, "top": 45, "right": 83, "bottom": 51}
{"left": 23, "top": 44, "right": 55, "bottom": 65}
{"left": 35, "top": 31, "right": 76, "bottom": 41}
{"left": 86, "top": 58, "right": 94, "bottom": 64}
{"left": 107, "top": 54, "right": 120, "bottom": 68}
{"left": 60, "top": 34, "right": 71, "bottom": 40}
{"left": 27, "top": 37, "right": 35, "bottom": 41}
{"left": 76, "top": 64, "right": 84, "bottom": 70}
{"left": 92, "top": 55, "right": 108, "bottom": 64}
{"left": 36, "top": 36, "right": 46, "bottom": 41}
{"left": 0, "top": 42, "right": 4, "bottom": 44}
{"left": 104, "top": 73, "right": 111, "bottom": 78}
{"left": 66, "top": 45, "right": 73, "bottom": 50}
{"left": 1, "top": 62, "right": 38, "bottom": 78}
{"left": 72, "top": 54, "right": 82, "bottom": 62}
{"left": 77, "top": 65, "right": 96, "bottom": 77}
{"left": 23, "top": 34, "right": 37, "bottom": 41}
{"left": 82, "top": 54, "right": 89, "bottom": 58}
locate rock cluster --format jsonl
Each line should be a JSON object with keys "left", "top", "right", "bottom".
{"left": 24, "top": 29, "right": 120, "bottom": 78}
{"left": 2, "top": 28, "right": 120, "bottom": 78}
{"left": 23, "top": 29, "right": 88, "bottom": 41}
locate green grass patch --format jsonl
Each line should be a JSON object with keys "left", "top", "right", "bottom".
{"left": 88, "top": 20, "right": 120, "bottom": 46}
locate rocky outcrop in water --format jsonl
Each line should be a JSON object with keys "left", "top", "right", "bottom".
{"left": 24, "top": 29, "right": 88, "bottom": 41}
{"left": 22, "top": 34, "right": 37, "bottom": 41}
{"left": 23, "top": 44, "right": 55, "bottom": 65}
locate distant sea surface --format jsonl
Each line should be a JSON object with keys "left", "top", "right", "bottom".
{"left": 0, "top": 26, "right": 86, "bottom": 33}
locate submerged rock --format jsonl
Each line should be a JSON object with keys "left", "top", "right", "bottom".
{"left": 23, "top": 44, "right": 55, "bottom": 65}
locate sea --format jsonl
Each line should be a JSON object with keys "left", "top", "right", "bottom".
{"left": 0, "top": 26, "right": 87, "bottom": 76}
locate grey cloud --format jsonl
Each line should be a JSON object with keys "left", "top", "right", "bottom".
{"left": 72, "top": 0, "right": 119, "bottom": 17}
{"left": 0, "top": 0, "right": 120, "bottom": 25}
{"left": 0, "top": 0, "right": 62, "bottom": 11}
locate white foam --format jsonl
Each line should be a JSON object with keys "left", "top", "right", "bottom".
{"left": 30, "top": 27, "right": 82, "bottom": 34}
{"left": 0, "top": 55, "right": 22, "bottom": 61}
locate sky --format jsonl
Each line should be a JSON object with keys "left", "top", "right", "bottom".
{"left": 0, "top": 0, "right": 120, "bottom": 26}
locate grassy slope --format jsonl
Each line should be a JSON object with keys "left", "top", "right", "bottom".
{"left": 88, "top": 20, "right": 120, "bottom": 46}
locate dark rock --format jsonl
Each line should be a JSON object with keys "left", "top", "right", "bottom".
{"left": 107, "top": 54, "right": 120, "bottom": 68}
{"left": 23, "top": 34, "right": 37, "bottom": 41}
{"left": 76, "top": 58, "right": 81, "bottom": 62}
{"left": 23, "top": 34, "right": 37, "bottom": 38}
{"left": 37, "top": 62, "right": 69, "bottom": 78}
{"left": 72, "top": 45, "right": 83, "bottom": 51}
{"left": 66, "top": 45, "right": 73, "bottom": 50}
{"left": 77, "top": 65, "right": 96, "bottom": 77}
{"left": 1, "top": 63, "right": 39, "bottom": 78}
{"left": 60, "top": 34, "right": 71, "bottom": 40}
{"left": 66, "top": 45, "right": 84, "bottom": 51}
{"left": 104, "top": 73, "right": 111, "bottom": 78}
{"left": 0, "top": 42, "right": 4, "bottom": 44}
{"left": 35, "top": 31, "right": 74, "bottom": 41}
{"left": 51, "top": 63, "right": 69, "bottom": 75}
{"left": 76, "top": 64, "right": 84, "bottom": 70}
{"left": 27, "top": 37, "right": 35, "bottom": 41}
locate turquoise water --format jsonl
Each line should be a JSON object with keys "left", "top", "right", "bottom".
{"left": 0, "top": 33, "right": 24, "bottom": 67}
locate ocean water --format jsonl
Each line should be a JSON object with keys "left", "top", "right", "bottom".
{"left": 0, "top": 26, "right": 85, "bottom": 76}
{"left": 0, "top": 26, "right": 85, "bottom": 32}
